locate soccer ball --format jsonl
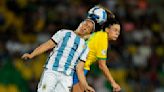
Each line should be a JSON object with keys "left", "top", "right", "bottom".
{"left": 87, "top": 6, "right": 107, "bottom": 25}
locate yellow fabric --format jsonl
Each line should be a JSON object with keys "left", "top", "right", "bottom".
{"left": 8, "top": 84, "right": 19, "bottom": 92}
{"left": 14, "top": 58, "right": 33, "bottom": 80}
{"left": 0, "top": 84, "right": 19, "bottom": 92}
{"left": 14, "top": 54, "right": 46, "bottom": 80}
{"left": 84, "top": 31, "right": 108, "bottom": 70}
{"left": 0, "top": 84, "right": 6, "bottom": 92}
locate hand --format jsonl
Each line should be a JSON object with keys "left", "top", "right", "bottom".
{"left": 21, "top": 53, "right": 33, "bottom": 60}
{"left": 84, "top": 85, "right": 95, "bottom": 92}
{"left": 111, "top": 82, "right": 121, "bottom": 92}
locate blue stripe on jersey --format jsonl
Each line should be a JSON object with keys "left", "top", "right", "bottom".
{"left": 64, "top": 35, "right": 80, "bottom": 74}
{"left": 70, "top": 70, "right": 75, "bottom": 76}
{"left": 102, "top": 11, "right": 106, "bottom": 20}
{"left": 53, "top": 32, "right": 71, "bottom": 71}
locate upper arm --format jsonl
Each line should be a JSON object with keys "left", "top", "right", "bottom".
{"left": 43, "top": 39, "right": 56, "bottom": 50}
{"left": 98, "top": 59, "right": 107, "bottom": 69}
{"left": 76, "top": 61, "right": 85, "bottom": 70}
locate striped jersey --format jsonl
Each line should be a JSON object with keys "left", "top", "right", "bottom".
{"left": 45, "top": 29, "right": 89, "bottom": 76}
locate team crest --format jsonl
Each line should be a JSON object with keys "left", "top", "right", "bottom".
{"left": 101, "top": 49, "right": 107, "bottom": 55}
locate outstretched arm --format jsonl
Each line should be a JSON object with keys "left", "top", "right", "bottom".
{"left": 22, "top": 39, "right": 56, "bottom": 60}
{"left": 98, "top": 60, "right": 121, "bottom": 92}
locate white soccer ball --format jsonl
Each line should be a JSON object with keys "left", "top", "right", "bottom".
{"left": 88, "top": 6, "right": 107, "bottom": 25}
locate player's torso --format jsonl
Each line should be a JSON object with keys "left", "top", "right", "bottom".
{"left": 84, "top": 31, "right": 108, "bottom": 70}
{"left": 46, "top": 30, "right": 86, "bottom": 75}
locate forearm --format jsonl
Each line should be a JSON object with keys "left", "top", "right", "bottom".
{"left": 98, "top": 60, "right": 116, "bottom": 84}
{"left": 100, "top": 65, "right": 116, "bottom": 84}
{"left": 77, "top": 71, "right": 88, "bottom": 87}
{"left": 98, "top": 60, "right": 121, "bottom": 91}
{"left": 76, "top": 62, "right": 88, "bottom": 87}
{"left": 30, "top": 46, "right": 47, "bottom": 58}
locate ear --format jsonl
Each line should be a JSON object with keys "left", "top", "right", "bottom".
{"left": 104, "top": 27, "right": 109, "bottom": 32}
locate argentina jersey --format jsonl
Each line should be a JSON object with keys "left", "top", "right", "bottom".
{"left": 45, "top": 29, "right": 89, "bottom": 76}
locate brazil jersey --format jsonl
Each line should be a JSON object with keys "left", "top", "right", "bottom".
{"left": 84, "top": 31, "right": 108, "bottom": 70}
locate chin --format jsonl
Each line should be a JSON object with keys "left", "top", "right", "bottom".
{"left": 113, "top": 38, "right": 118, "bottom": 41}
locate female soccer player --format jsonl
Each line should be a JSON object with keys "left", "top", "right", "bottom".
{"left": 22, "top": 19, "right": 95, "bottom": 92}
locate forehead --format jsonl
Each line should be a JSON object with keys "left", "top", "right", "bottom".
{"left": 82, "top": 20, "right": 94, "bottom": 26}
{"left": 109, "top": 24, "right": 120, "bottom": 29}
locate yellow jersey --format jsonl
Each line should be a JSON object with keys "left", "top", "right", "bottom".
{"left": 84, "top": 31, "right": 108, "bottom": 70}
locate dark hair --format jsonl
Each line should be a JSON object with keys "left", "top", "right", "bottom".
{"left": 102, "top": 17, "right": 120, "bottom": 31}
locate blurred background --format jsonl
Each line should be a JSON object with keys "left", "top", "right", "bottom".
{"left": 0, "top": 0, "right": 163, "bottom": 92}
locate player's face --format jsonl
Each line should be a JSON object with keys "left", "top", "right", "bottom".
{"left": 77, "top": 20, "right": 94, "bottom": 36}
{"left": 106, "top": 24, "right": 120, "bottom": 41}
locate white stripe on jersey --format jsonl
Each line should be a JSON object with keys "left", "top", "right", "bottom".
{"left": 66, "top": 38, "right": 85, "bottom": 75}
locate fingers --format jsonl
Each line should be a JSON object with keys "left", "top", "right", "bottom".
{"left": 111, "top": 83, "right": 121, "bottom": 92}
{"left": 21, "top": 53, "right": 31, "bottom": 60}
{"left": 113, "top": 87, "right": 121, "bottom": 92}
{"left": 85, "top": 90, "right": 95, "bottom": 92}
{"left": 85, "top": 86, "right": 95, "bottom": 92}
{"left": 21, "top": 54, "right": 28, "bottom": 59}
{"left": 88, "top": 88, "right": 95, "bottom": 92}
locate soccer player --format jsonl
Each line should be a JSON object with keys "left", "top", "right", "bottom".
{"left": 73, "top": 7, "right": 121, "bottom": 92}
{"left": 21, "top": 19, "right": 96, "bottom": 92}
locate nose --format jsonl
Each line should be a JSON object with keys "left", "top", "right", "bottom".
{"left": 84, "top": 25, "right": 89, "bottom": 31}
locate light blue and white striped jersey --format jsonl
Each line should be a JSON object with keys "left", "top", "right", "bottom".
{"left": 45, "top": 29, "right": 89, "bottom": 76}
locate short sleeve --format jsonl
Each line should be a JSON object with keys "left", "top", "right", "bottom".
{"left": 80, "top": 46, "right": 89, "bottom": 62}
{"left": 51, "top": 30, "right": 64, "bottom": 44}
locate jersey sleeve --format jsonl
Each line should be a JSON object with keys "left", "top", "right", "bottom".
{"left": 96, "top": 37, "right": 108, "bottom": 60}
{"left": 51, "top": 30, "right": 64, "bottom": 44}
{"left": 79, "top": 46, "right": 89, "bottom": 62}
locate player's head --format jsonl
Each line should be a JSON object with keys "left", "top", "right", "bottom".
{"left": 75, "top": 19, "right": 95, "bottom": 37}
{"left": 103, "top": 18, "right": 121, "bottom": 41}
